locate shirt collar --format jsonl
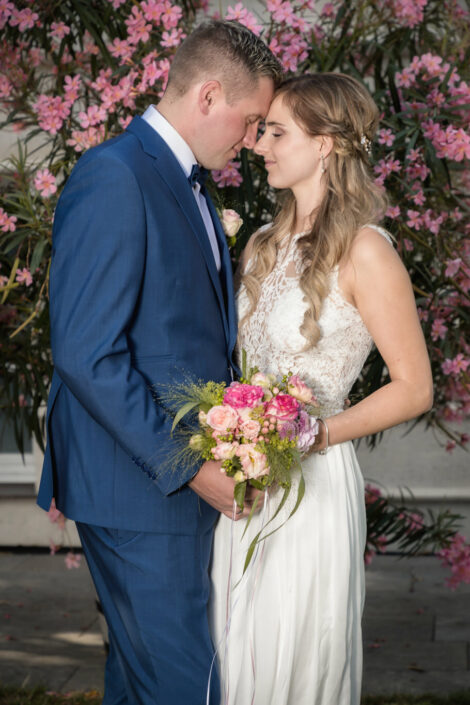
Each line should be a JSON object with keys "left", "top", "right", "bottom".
{"left": 141, "top": 105, "right": 197, "bottom": 178}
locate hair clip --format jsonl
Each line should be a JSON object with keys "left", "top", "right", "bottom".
{"left": 360, "top": 134, "right": 372, "bottom": 154}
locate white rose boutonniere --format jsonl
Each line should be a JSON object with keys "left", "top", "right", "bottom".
{"left": 221, "top": 208, "right": 243, "bottom": 247}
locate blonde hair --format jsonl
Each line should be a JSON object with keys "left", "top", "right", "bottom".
{"left": 241, "top": 72, "right": 388, "bottom": 349}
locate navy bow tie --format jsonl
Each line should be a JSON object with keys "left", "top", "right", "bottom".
{"left": 188, "top": 163, "right": 208, "bottom": 188}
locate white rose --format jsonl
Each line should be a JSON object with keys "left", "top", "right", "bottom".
{"left": 221, "top": 209, "right": 243, "bottom": 239}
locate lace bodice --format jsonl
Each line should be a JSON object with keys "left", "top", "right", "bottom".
{"left": 237, "top": 226, "right": 391, "bottom": 416}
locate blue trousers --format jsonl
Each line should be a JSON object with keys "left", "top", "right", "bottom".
{"left": 76, "top": 522, "right": 220, "bottom": 705}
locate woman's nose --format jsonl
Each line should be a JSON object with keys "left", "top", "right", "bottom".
{"left": 253, "top": 131, "right": 267, "bottom": 155}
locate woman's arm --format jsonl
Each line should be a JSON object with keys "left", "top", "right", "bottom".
{"left": 319, "top": 226, "right": 433, "bottom": 449}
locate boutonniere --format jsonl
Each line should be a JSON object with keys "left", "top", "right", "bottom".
{"left": 220, "top": 208, "right": 243, "bottom": 248}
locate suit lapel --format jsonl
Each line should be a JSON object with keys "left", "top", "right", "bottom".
{"left": 204, "top": 193, "right": 238, "bottom": 358}
{"left": 126, "top": 117, "right": 230, "bottom": 344}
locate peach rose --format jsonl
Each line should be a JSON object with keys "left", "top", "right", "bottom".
{"left": 239, "top": 419, "right": 261, "bottom": 440}
{"left": 212, "top": 441, "right": 239, "bottom": 460}
{"left": 287, "top": 375, "right": 316, "bottom": 404}
{"left": 236, "top": 444, "right": 269, "bottom": 479}
{"left": 206, "top": 404, "right": 238, "bottom": 432}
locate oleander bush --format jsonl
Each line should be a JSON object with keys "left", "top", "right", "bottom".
{"left": 0, "top": 0, "right": 469, "bottom": 581}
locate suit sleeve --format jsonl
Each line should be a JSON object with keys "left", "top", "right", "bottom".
{"left": 49, "top": 148, "right": 198, "bottom": 494}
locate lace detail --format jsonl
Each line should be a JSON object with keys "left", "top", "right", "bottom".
{"left": 237, "top": 226, "right": 391, "bottom": 416}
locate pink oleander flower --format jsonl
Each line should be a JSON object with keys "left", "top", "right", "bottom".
{"left": 212, "top": 441, "right": 239, "bottom": 460}
{"left": 34, "top": 169, "right": 57, "bottom": 197}
{"left": 47, "top": 498, "right": 66, "bottom": 530}
{"left": 431, "top": 317, "right": 448, "bottom": 341}
{"left": 65, "top": 551, "right": 82, "bottom": 569}
{"left": 206, "top": 404, "right": 239, "bottom": 432}
{"left": 161, "top": 28, "right": 186, "bottom": 48}
{"left": 236, "top": 444, "right": 269, "bottom": 479}
{"left": 438, "top": 533, "right": 470, "bottom": 590}
{"left": 15, "top": 268, "right": 33, "bottom": 287}
{"left": 49, "top": 539, "right": 60, "bottom": 556}
{"left": 125, "top": 6, "right": 152, "bottom": 45}
{"left": 445, "top": 258, "right": 462, "bottom": 277}
{"left": 385, "top": 205, "right": 400, "bottom": 219}
{"left": 441, "top": 354, "right": 469, "bottom": 376}
{"left": 265, "top": 393, "right": 300, "bottom": 421}
{"left": 141, "top": 0, "right": 165, "bottom": 23}
{"left": 239, "top": 418, "right": 261, "bottom": 440}
{"left": 63, "top": 75, "right": 81, "bottom": 103}
{"left": 78, "top": 104, "right": 107, "bottom": 129}
{"left": 50, "top": 21, "right": 71, "bottom": 40}
{"left": 406, "top": 209, "right": 422, "bottom": 230}
{"left": 0, "top": 74, "right": 12, "bottom": 98}
{"left": 109, "top": 37, "right": 134, "bottom": 61}
{"left": 161, "top": 1, "right": 183, "bottom": 30}
{"left": 9, "top": 7, "right": 39, "bottom": 32}
{"left": 66, "top": 125, "right": 105, "bottom": 152}
{"left": 403, "top": 238, "right": 414, "bottom": 251}
{"left": 212, "top": 161, "right": 243, "bottom": 188}
{"left": 225, "top": 3, "right": 262, "bottom": 35}
{"left": 296, "top": 410, "right": 319, "bottom": 452}
{"left": 391, "top": 0, "right": 428, "bottom": 28}
{"left": 287, "top": 375, "right": 316, "bottom": 404}
{"left": 321, "top": 2, "right": 336, "bottom": 17}
{"left": 378, "top": 128, "right": 395, "bottom": 147}
{"left": 0, "top": 207, "right": 17, "bottom": 232}
{"left": 224, "top": 382, "right": 265, "bottom": 409}
{"left": 107, "top": 0, "right": 126, "bottom": 7}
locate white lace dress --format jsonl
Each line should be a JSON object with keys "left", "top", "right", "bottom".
{"left": 209, "top": 228, "right": 389, "bottom": 705}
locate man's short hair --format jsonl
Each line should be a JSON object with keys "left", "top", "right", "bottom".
{"left": 166, "top": 20, "right": 283, "bottom": 102}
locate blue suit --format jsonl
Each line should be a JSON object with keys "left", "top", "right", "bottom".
{"left": 37, "top": 116, "right": 237, "bottom": 704}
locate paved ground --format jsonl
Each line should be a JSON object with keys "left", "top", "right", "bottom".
{"left": 0, "top": 551, "right": 469, "bottom": 697}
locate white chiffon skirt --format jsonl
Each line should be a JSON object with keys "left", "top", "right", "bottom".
{"left": 209, "top": 441, "right": 367, "bottom": 705}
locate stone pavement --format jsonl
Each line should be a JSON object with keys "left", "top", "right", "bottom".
{"left": 0, "top": 551, "right": 469, "bottom": 697}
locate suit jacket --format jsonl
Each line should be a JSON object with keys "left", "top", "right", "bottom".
{"left": 37, "top": 116, "right": 238, "bottom": 535}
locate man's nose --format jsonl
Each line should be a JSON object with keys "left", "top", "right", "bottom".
{"left": 243, "top": 122, "right": 259, "bottom": 150}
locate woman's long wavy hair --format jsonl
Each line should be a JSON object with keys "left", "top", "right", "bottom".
{"left": 240, "top": 72, "right": 388, "bottom": 349}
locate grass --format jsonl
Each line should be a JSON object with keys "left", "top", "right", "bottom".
{"left": 2, "top": 688, "right": 470, "bottom": 705}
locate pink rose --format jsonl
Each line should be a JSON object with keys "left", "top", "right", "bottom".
{"left": 236, "top": 444, "right": 269, "bottom": 479}
{"left": 206, "top": 404, "right": 238, "bottom": 432}
{"left": 223, "top": 382, "right": 265, "bottom": 409}
{"left": 265, "top": 393, "right": 300, "bottom": 420}
{"left": 239, "top": 419, "right": 261, "bottom": 440}
{"left": 212, "top": 441, "right": 239, "bottom": 460}
{"left": 287, "top": 375, "right": 316, "bottom": 404}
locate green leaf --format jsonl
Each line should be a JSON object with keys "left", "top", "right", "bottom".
{"left": 233, "top": 481, "right": 247, "bottom": 511}
{"left": 170, "top": 400, "right": 199, "bottom": 432}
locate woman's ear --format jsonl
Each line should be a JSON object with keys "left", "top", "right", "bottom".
{"left": 320, "top": 135, "right": 334, "bottom": 158}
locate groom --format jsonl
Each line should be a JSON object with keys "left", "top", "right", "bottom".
{"left": 37, "top": 19, "right": 281, "bottom": 705}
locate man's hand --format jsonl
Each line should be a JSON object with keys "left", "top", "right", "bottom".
{"left": 189, "top": 460, "right": 260, "bottom": 519}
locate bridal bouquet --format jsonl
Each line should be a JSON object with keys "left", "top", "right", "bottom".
{"left": 160, "top": 355, "right": 320, "bottom": 566}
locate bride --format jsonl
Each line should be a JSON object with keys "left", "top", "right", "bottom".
{"left": 209, "top": 73, "right": 433, "bottom": 705}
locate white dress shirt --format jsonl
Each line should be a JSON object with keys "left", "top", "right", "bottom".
{"left": 142, "top": 105, "right": 221, "bottom": 271}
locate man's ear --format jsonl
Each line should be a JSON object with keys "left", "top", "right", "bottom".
{"left": 198, "top": 80, "right": 223, "bottom": 115}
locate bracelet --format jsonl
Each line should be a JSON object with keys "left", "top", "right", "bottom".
{"left": 318, "top": 418, "right": 329, "bottom": 455}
